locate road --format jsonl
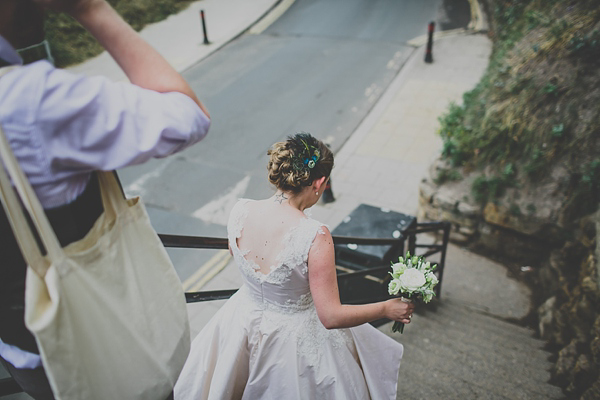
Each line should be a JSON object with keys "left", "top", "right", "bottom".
{"left": 117, "top": 0, "right": 471, "bottom": 283}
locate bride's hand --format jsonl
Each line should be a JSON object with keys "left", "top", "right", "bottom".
{"left": 384, "top": 298, "right": 415, "bottom": 324}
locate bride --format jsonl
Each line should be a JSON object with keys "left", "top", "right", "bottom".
{"left": 175, "top": 133, "right": 414, "bottom": 400}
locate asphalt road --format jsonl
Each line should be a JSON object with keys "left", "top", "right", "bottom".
{"left": 117, "top": 0, "right": 471, "bottom": 283}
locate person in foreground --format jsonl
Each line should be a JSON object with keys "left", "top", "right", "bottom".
{"left": 0, "top": 0, "right": 210, "bottom": 398}
{"left": 175, "top": 133, "right": 414, "bottom": 400}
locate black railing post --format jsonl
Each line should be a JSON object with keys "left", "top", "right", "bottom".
{"left": 0, "top": 377, "right": 24, "bottom": 397}
{"left": 322, "top": 178, "right": 335, "bottom": 204}
{"left": 200, "top": 10, "right": 210, "bottom": 45}
{"left": 436, "top": 222, "right": 451, "bottom": 298}
{"left": 408, "top": 221, "right": 417, "bottom": 256}
{"left": 425, "top": 21, "right": 435, "bottom": 63}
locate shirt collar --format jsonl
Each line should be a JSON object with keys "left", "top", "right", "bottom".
{"left": 0, "top": 35, "right": 24, "bottom": 66}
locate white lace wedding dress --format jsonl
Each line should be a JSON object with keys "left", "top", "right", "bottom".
{"left": 174, "top": 199, "right": 404, "bottom": 400}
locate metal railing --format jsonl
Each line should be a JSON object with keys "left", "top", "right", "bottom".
{"left": 163, "top": 220, "right": 451, "bottom": 303}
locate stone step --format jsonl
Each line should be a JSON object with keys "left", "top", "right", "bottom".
{"left": 387, "top": 299, "right": 564, "bottom": 400}
{"left": 397, "top": 324, "right": 559, "bottom": 398}
{"left": 406, "top": 314, "right": 552, "bottom": 381}
{"left": 418, "top": 299, "right": 549, "bottom": 356}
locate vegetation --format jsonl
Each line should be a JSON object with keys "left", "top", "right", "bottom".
{"left": 436, "top": 0, "right": 600, "bottom": 217}
{"left": 45, "top": 0, "right": 197, "bottom": 67}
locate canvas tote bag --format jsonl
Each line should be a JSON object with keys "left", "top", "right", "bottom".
{"left": 0, "top": 114, "right": 190, "bottom": 398}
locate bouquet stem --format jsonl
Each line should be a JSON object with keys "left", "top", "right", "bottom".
{"left": 392, "top": 296, "right": 412, "bottom": 334}
{"left": 392, "top": 321, "right": 405, "bottom": 333}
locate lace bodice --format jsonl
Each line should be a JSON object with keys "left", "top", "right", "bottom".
{"left": 226, "top": 199, "right": 353, "bottom": 366}
{"left": 227, "top": 199, "right": 326, "bottom": 306}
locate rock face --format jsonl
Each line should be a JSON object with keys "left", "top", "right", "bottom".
{"left": 426, "top": 0, "right": 600, "bottom": 393}
{"left": 418, "top": 158, "right": 569, "bottom": 264}
{"left": 418, "top": 158, "right": 599, "bottom": 398}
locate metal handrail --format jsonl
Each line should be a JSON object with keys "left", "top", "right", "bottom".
{"left": 0, "top": 378, "right": 22, "bottom": 397}
{"left": 162, "top": 220, "right": 451, "bottom": 300}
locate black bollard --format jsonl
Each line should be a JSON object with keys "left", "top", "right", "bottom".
{"left": 424, "top": 21, "right": 435, "bottom": 63}
{"left": 322, "top": 178, "right": 335, "bottom": 204}
{"left": 200, "top": 10, "right": 210, "bottom": 45}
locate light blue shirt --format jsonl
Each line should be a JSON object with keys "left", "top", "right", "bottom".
{"left": 0, "top": 34, "right": 210, "bottom": 368}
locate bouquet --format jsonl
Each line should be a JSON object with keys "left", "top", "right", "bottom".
{"left": 388, "top": 252, "right": 438, "bottom": 333}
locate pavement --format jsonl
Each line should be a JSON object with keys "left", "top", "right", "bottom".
{"left": 1, "top": 0, "right": 564, "bottom": 399}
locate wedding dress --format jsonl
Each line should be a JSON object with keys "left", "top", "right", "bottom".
{"left": 174, "top": 199, "right": 404, "bottom": 400}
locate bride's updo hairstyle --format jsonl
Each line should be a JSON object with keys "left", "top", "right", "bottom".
{"left": 267, "top": 133, "right": 334, "bottom": 194}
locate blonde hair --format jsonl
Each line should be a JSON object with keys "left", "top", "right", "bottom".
{"left": 267, "top": 133, "right": 333, "bottom": 193}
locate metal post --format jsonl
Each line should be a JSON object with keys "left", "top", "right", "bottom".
{"left": 408, "top": 219, "right": 417, "bottom": 256}
{"left": 200, "top": 10, "right": 210, "bottom": 45}
{"left": 436, "top": 222, "right": 451, "bottom": 298}
{"left": 425, "top": 21, "right": 434, "bottom": 63}
{"left": 322, "top": 178, "right": 335, "bottom": 203}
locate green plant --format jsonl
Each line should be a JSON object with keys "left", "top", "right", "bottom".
{"left": 493, "top": 0, "right": 534, "bottom": 43}
{"left": 551, "top": 124, "right": 564, "bottom": 137}
{"left": 471, "top": 174, "right": 511, "bottom": 204}
{"left": 549, "top": 19, "right": 571, "bottom": 39}
{"left": 502, "top": 163, "right": 516, "bottom": 180}
{"left": 568, "top": 30, "right": 600, "bottom": 63}
{"left": 524, "top": 148, "right": 546, "bottom": 177}
{"left": 526, "top": 203, "right": 536, "bottom": 215}
{"left": 470, "top": 161, "right": 520, "bottom": 204}
{"left": 508, "top": 75, "right": 532, "bottom": 94}
{"left": 581, "top": 158, "right": 600, "bottom": 191}
{"left": 525, "top": 10, "right": 551, "bottom": 30}
{"left": 434, "top": 168, "right": 462, "bottom": 185}
{"left": 543, "top": 83, "right": 558, "bottom": 95}
{"left": 472, "top": 176, "right": 489, "bottom": 204}
{"left": 438, "top": 102, "right": 473, "bottom": 167}
{"left": 568, "top": 158, "right": 600, "bottom": 217}
{"left": 509, "top": 203, "right": 521, "bottom": 216}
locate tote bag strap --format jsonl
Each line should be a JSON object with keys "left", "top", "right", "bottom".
{"left": 97, "top": 171, "right": 129, "bottom": 218}
{"left": 0, "top": 128, "right": 52, "bottom": 276}
{"left": 0, "top": 64, "right": 58, "bottom": 275}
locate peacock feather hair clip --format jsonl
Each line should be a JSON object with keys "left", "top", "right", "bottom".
{"left": 291, "top": 133, "right": 321, "bottom": 172}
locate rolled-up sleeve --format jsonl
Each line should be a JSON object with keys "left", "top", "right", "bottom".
{"left": 35, "top": 64, "right": 210, "bottom": 172}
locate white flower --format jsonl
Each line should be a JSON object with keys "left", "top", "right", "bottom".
{"left": 388, "top": 279, "right": 402, "bottom": 295}
{"left": 390, "top": 262, "right": 407, "bottom": 278}
{"left": 426, "top": 272, "right": 438, "bottom": 285}
{"left": 398, "top": 268, "right": 426, "bottom": 291}
{"left": 423, "top": 290, "right": 435, "bottom": 303}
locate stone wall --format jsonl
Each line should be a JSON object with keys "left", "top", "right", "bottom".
{"left": 538, "top": 213, "right": 599, "bottom": 398}
{"left": 418, "top": 158, "right": 568, "bottom": 265}
{"left": 419, "top": 157, "right": 599, "bottom": 398}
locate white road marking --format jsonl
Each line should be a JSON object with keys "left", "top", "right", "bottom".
{"left": 124, "top": 161, "right": 170, "bottom": 198}
{"left": 192, "top": 175, "right": 251, "bottom": 225}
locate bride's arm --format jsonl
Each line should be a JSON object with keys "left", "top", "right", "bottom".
{"left": 308, "top": 227, "right": 414, "bottom": 329}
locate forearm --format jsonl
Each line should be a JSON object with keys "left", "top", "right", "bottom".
{"left": 318, "top": 301, "right": 387, "bottom": 330}
{"left": 69, "top": 1, "right": 208, "bottom": 115}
